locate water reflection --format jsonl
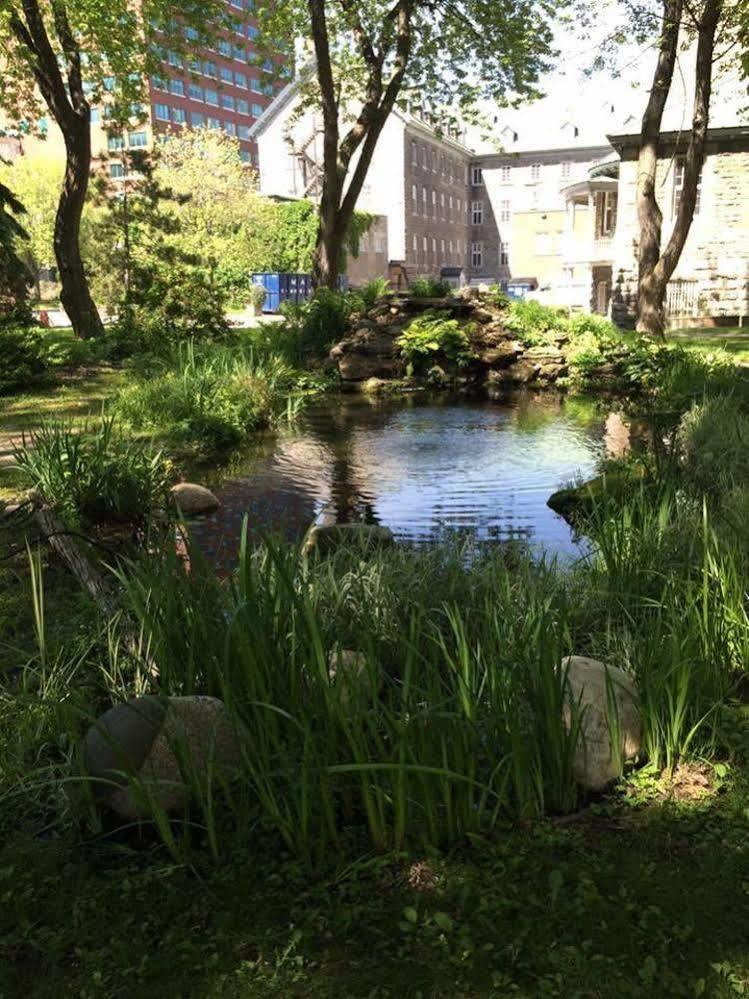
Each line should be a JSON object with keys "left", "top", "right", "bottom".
{"left": 189, "top": 392, "right": 610, "bottom": 567}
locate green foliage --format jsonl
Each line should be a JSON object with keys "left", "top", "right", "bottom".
{"left": 13, "top": 416, "right": 171, "bottom": 527}
{"left": 357, "top": 276, "right": 390, "bottom": 310}
{"left": 0, "top": 326, "right": 49, "bottom": 395}
{"left": 504, "top": 299, "right": 569, "bottom": 345}
{"left": 408, "top": 277, "right": 453, "bottom": 298}
{"left": 249, "top": 283, "right": 267, "bottom": 312}
{"left": 280, "top": 288, "right": 355, "bottom": 357}
{"left": 488, "top": 284, "right": 511, "bottom": 309}
{"left": 115, "top": 342, "right": 301, "bottom": 452}
{"left": 0, "top": 150, "right": 61, "bottom": 285}
{"left": 397, "top": 312, "right": 474, "bottom": 370}
{"left": 0, "top": 177, "right": 32, "bottom": 325}
{"left": 676, "top": 396, "right": 749, "bottom": 498}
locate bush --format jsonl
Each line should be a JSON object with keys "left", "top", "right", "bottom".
{"left": 0, "top": 326, "right": 49, "bottom": 395}
{"left": 408, "top": 276, "right": 452, "bottom": 298}
{"left": 357, "top": 276, "right": 390, "bottom": 310}
{"left": 13, "top": 416, "right": 171, "bottom": 527}
{"left": 504, "top": 299, "right": 569, "bottom": 345}
{"left": 279, "top": 288, "right": 354, "bottom": 358}
{"left": 115, "top": 342, "right": 300, "bottom": 452}
{"left": 397, "top": 312, "right": 474, "bottom": 372}
{"left": 676, "top": 395, "right": 749, "bottom": 497}
{"left": 249, "top": 283, "right": 266, "bottom": 312}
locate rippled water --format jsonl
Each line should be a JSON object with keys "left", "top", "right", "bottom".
{"left": 190, "top": 393, "right": 612, "bottom": 566}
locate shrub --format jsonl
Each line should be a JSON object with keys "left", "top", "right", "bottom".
{"left": 116, "top": 342, "right": 300, "bottom": 452}
{"left": 357, "top": 276, "right": 390, "bottom": 310}
{"left": 676, "top": 395, "right": 749, "bottom": 497}
{"left": 409, "top": 276, "right": 453, "bottom": 298}
{"left": 0, "top": 326, "right": 49, "bottom": 395}
{"left": 13, "top": 416, "right": 171, "bottom": 527}
{"left": 249, "top": 283, "right": 267, "bottom": 312}
{"left": 504, "top": 299, "right": 569, "bottom": 345}
{"left": 397, "top": 312, "right": 474, "bottom": 372}
{"left": 488, "top": 284, "right": 511, "bottom": 310}
{"left": 279, "top": 288, "right": 353, "bottom": 357}
{"left": 568, "top": 312, "right": 620, "bottom": 343}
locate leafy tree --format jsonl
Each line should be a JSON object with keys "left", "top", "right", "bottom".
{"left": 0, "top": 1, "right": 228, "bottom": 337}
{"left": 0, "top": 148, "right": 61, "bottom": 296}
{"left": 631, "top": 0, "right": 748, "bottom": 336}
{"left": 0, "top": 176, "right": 32, "bottom": 324}
{"left": 257, "top": 0, "right": 559, "bottom": 288}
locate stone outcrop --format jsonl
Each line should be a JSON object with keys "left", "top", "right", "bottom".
{"left": 170, "top": 482, "right": 220, "bottom": 516}
{"left": 301, "top": 522, "right": 395, "bottom": 557}
{"left": 83, "top": 695, "right": 242, "bottom": 819}
{"left": 330, "top": 292, "right": 572, "bottom": 391}
{"left": 562, "top": 655, "right": 642, "bottom": 791}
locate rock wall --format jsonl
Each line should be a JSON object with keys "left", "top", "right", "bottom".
{"left": 330, "top": 290, "right": 570, "bottom": 391}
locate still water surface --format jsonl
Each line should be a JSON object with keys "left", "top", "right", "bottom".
{"left": 190, "top": 393, "right": 613, "bottom": 566}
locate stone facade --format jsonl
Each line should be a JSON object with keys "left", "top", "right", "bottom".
{"left": 611, "top": 131, "right": 749, "bottom": 326}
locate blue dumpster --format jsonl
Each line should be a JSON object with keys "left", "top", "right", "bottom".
{"left": 251, "top": 272, "right": 349, "bottom": 313}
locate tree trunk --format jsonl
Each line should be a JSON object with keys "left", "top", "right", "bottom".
{"left": 55, "top": 119, "right": 104, "bottom": 338}
{"left": 635, "top": 0, "right": 683, "bottom": 338}
{"left": 311, "top": 200, "right": 344, "bottom": 289}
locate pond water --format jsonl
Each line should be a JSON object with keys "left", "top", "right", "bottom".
{"left": 189, "top": 392, "right": 624, "bottom": 568}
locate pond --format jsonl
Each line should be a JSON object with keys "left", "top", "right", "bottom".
{"left": 189, "top": 392, "right": 626, "bottom": 567}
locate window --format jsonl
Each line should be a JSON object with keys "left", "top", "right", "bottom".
{"left": 471, "top": 200, "right": 484, "bottom": 225}
{"left": 432, "top": 189, "right": 437, "bottom": 217}
{"left": 422, "top": 187, "right": 427, "bottom": 214}
{"left": 531, "top": 162, "right": 541, "bottom": 181}
{"left": 471, "top": 165, "right": 483, "bottom": 185}
{"left": 235, "top": 71, "right": 247, "bottom": 88}
{"left": 412, "top": 234, "right": 418, "bottom": 255}
{"left": 223, "top": 121, "right": 237, "bottom": 136}
{"left": 440, "top": 238, "right": 445, "bottom": 254}
{"left": 128, "top": 131, "right": 147, "bottom": 147}
{"left": 596, "top": 190, "right": 617, "bottom": 236}
{"left": 184, "top": 26, "right": 199, "bottom": 41}
{"left": 561, "top": 161, "right": 571, "bottom": 179}
{"left": 411, "top": 140, "right": 418, "bottom": 166}
{"left": 262, "top": 58, "right": 273, "bottom": 72}
{"left": 250, "top": 77, "right": 261, "bottom": 92}
{"left": 239, "top": 149, "right": 251, "bottom": 162}
{"left": 167, "top": 51, "right": 183, "bottom": 68}
{"left": 204, "top": 88, "right": 219, "bottom": 106}
{"left": 90, "top": 108, "right": 100, "bottom": 124}
{"left": 449, "top": 239, "right": 453, "bottom": 256}
{"left": 172, "top": 107, "right": 186, "bottom": 123}
{"left": 219, "top": 39, "right": 232, "bottom": 56}
{"left": 251, "top": 102, "right": 263, "bottom": 117}
{"left": 152, "top": 75, "right": 167, "bottom": 90}
{"left": 500, "top": 241, "right": 509, "bottom": 266}
{"left": 220, "top": 67, "right": 233, "bottom": 84}
{"left": 109, "top": 162, "right": 125, "bottom": 178}
{"left": 440, "top": 191, "right": 445, "bottom": 217}
{"left": 221, "top": 94, "right": 235, "bottom": 110}
{"left": 237, "top": 98, "right": 249, "bottom": 114}
{"left": 411, "top": 183, "right": 417, "bottom": 212}
{"left": 107, "top": 134, "right": 125, "bottom": 151}
{"left": 431, "top": 237, "right": 437, "bottom": 253}
{"left": 191, "top": 111, "right": 205, "bottom": 126}
{"left": 203, "top": 60, "right": 217, "bottom": 78}
{"left": 500, "top": 164, "right": 511, "bottom": 182}
{"left": 423, "top": 236, "right": 428, "bottom": 251}
{"left": 189, "top": 83, "right": 204, "bottom": 101}
{"left": 207, "top": 116, "right": 221, "bottom": 130}
{"left": 169, "top": 79, "right": 184, "bottom": 97}
{"left": 237, "top": 124, "right": 251, "bottom": 140}
{"left": 500, "top": 200, "right": 511, "bottom": 223}
{"left": 247, "top": 24, "right": 258, "bottom": 38}
{"left": 154, "top": 103, "right": 170, "bottom": 121}
{"left": 672, "top": 157, "right": 701, "bottom": 216}
{"left": 234, "top": 45, "right": 246, "bottom": 61}
{"left": 471, "top": 242, "right": 483, "bottom": 268}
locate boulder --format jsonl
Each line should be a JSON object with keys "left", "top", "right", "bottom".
{"left": 562, "top": 655, "right": 642, "bottom": 791}
{"left": 171, "top": 482, "right": 220, "bottom": 516}
{"left": 548, "top": 467, "right": 647, "bottom": 523}
{"left": 478, "top": 342, "right": 524, "bottom": 368}
{"left": 327, "top": 648, "right": 383, "bottom": 707}
{"left": 302, "top": 522, "right": 395, "bottom": 557}
{"left": 503, "top": 358, "right": 540, "bottom": 384}
{"left": 83, "top": 695, "right": 242, "bottom": 819}
{"left": 330, "top": 326, "right": 400, "bottom": 381}
{"left": 472, "top": 308, "right": 495, "bottom": 325}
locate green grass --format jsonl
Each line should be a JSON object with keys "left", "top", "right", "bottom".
{"left": 668, "top": 326, "right": 749, "bottom": 364}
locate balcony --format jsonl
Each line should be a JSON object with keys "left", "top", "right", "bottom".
{"left": 560, "top": 234, "right": 615, "bottom": 266}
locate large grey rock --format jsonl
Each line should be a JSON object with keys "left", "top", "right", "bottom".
{"left": 478, "top": 342, "right": 524, "bottom": 368}
{"left": 84, "top": 695, "right": 242, "bottom": 819}
{"left": 170, "top": 482, "right": 220, "bottom": 515}
{"left": 562, "top": 655, "right": 642, "bottom": 791}
{"left": 302, "top": 522, "right": 395, "bottom": 557}
{"left": 330, "top": 326, "right": 400, "bottom": 381}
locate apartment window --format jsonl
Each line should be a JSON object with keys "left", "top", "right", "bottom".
{"left": 128, "top": 130, "right": 147, "bottom": 147}
{"left": 223, "top": 121, "right": 237, "bottom": 136}
{"left": 220, "top": 67, "right": 233, "bottom": 85}
{"left": 237, "top": 98, "right": 249, "bottom": 114}
{"left": 169, "top": 79, "right": 184, "bottom": 97}
{"left": 422, "top": 187, "right": 427, "bottom": 214}
{"left": 235, "top": 71, "right": 247, "bottom": 88}
{"left": 471, "top": 242, "right": 484, "bottom": 268}
{"left": 471, "top": 200, "right": 484, "bottom": 225}
{"left": 500, "top": 200, "right": 511, "bottom": 223}
{"left": 189, "top": 83, "right": 204, "bottom": 101}
{"left": 172, "top": 107, "right": 186, "bottom": 123}
{"left": 598, "top": 190, "right": 617, "bottom": 236}
{"left": 448, "top": 195, "right": 453, "bottom": 217}
{"left": 441, "top": 191, "right": 445, "bottom": 218}
{"left": 247, "top": 24, "right": 258, "bottom": 39}
{"left": 471, "top": 165, "right": 483, "bottom": 185}
{"left": 421, "top": 146, "right": 427, "bottom": 168}
{"left": 167, "top": 51, "right": 183, "bottom": 68}
{"left": 238, "top": 124, "right": 251, "bottom": 140}
{"left": 191, "top": 111, "right": 205, "bottom": 126}
{"left": 109, "top": 162, "right": 125, "bottom": 178}
{"left": 234, "top": 45, "right": 246, "bottom": 61}
{"left": 531, "top": 162, "right": 541, "bottom": 181}
{"left": 204, "top": 88, "right": 219, "bottom": 106}
{"left": 411, "top": 140, "right": 418, "bottom": 166}
{"left": 90, "top": 108, "right": 100, "bottom": 124}
{"left": 440, "top": 238, "right": 445, "bottom": 255}
{"left": 561, "top": 161, "right": 571, "bottom": 179}
{"left": 432, "top": 189, "right": 437, "bottom": 217}
{"left": 412, "top": 234, "right": 418, "bottom": 257}
{"left": 262, "top": 58, "right": 273, "bottom": 72}
{"left": 152, "top": 76, "right": 167, "bottom": 90}
{"left": 203, "top": 60, "right": 217, "bottom": 78}
{"left": 107, "top": 134, "right": 125, "bottom": 151}
{"left": 500, "top": 242, "right": 509, "bottom": 266}
{"left": 449, "top": 239, "right": 454, "bottom": 256}
{"left": 456, "top": 197, "right": 461, "bottom": 215}
{"left": 250, "top": 77, "right": 261, "bottom": 92}
{"left": 219, "top": 39, "right": 231, "bottom": 57}
{"left": 431, "top": 237, "right": 437, "bottom": 254}
{"left": 251, "top": 102, "right": 263, "bottom": 117}
{"left": 221, "top": 94, "right": 235, "bottom": 110}
{"left": 423, "top": 236, "right": 428, "bottom": 252}
{"left": 239, "top": 149, "right": 251, "bottom": 162}
{"left": 500, "top": 164, "right": 511, "bottom": 182}
{"left": 673, "top": 157, "right": 701, "bottom": 216}
{"left": 154, "top": 103, "right": 171, "bottom": 121}
{"left": 184, "top": 26, "right": 199, "bottom": 41}
{"left": 411, "top": 183, "right": 417, "bottom": 212}
{"left": 207, "top": 116, "right": 221, "bottom": 130}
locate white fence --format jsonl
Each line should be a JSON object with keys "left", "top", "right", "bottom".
{"left": 665, "top": 279, "right": 699, "bottom": 320}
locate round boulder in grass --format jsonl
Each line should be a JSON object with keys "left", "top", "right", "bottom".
{"left": 301, "top": 522, "right": 395, "bottom": 558}
{"left": 83, "top": 695, "right": 242, "bottom": 820}
{"left": 327, "top": 648, "right": 383, "bottom": 707}
{"left": 170, "top": 482, "right": 220, "bottom": 516}
{"left": 562, "top": 655, "right": 642, "bottom": 791}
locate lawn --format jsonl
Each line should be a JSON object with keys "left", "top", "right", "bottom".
{"left": 668, "top": 326, "right": 749, "bottom": 364}
{"left": 3, "top": 760, "right": 748, "bottom": 998}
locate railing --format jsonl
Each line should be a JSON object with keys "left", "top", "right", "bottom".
{"left": 559, "top": 235, "right": 615, "bottom": 265}
{"left": 666, "top": 278, "right": 699, "bottom": 319}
